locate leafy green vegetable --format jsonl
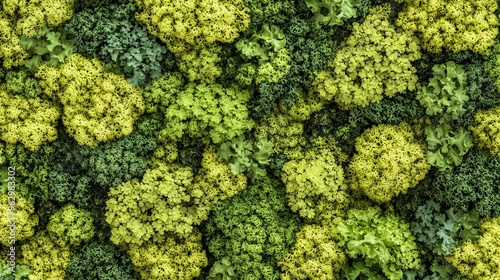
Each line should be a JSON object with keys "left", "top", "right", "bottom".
{"left": 4, "top": 0, "right": 500, "bottom": 278}
{"left": 143, "top": 72, "right": 254, "bottom": 144}
{"left": 46, "top": 203, "right": 95, "bottom": 248}
{"left": 278, "top": 224, "right": 346, "bottom": 279}
{"left": 432, "top": 147, "right": 500, "bottom": 217}
{"left": 207, "top": 258, "right": 238, "bottom": 280}
{"left": 411, "top": 199, "right": 480, "bottom": 256}
{"left": 236, "top": 25, "right": 286, "bottom": 64}
{"left": 240, "top": 0, "right": 296, "bottom": 30}
{"left": 3, "top": 142, "right": 53, "bottom": 203}
{"left": 0, "top": 261, "right": 32, "bottom": 280}
{"left": 221, "top": 4, "right": 341, "bottom": 118}
{"left": 217, "top": 136, "right": 271, "bottom": 182}
{"left": 65, "top": 2, "right": 168, "bottom": 86}
{"left": 425, "top": 123, "right": 473, "bottom": 171}
{"left": 20, "top": 27, "right": 73, "bottom": 73}
{"left": 445, "top": 216, "right": 500, "bottom": 279}
{"left": 417, "top": 61, "right": 468, "bottom": 122}
{"left": 332, "top": 207, "right": 421, "bottom": 280}
{"left": 404, "top": 255, "right": 465, "bottom": 280}
{"left": 204, "top": 176, "right": 299, "bottom": 280}
{"left": 281, "top": 136, "right": 349, "bottom": 222}
{"left": 305, "top": 0, "right": 362, "bottom": 26}
{"left": 66, "top": 240, "right": 138, "bottom": 280}
{"left": 4, "top": 70, "right": 43, "bottom": 98}
{"left": 47, "top": 114, "right": 158, "bottom": 208}
{"left": 349, "top": 122, "right": 430, "bottom": 203}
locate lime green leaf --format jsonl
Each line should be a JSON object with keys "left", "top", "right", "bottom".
{"left": 13, "top": 265, "right": 32, "bottom": 280}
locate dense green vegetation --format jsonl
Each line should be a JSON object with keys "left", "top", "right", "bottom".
{"left": 1, "top": 0, "right": 500, "bottom": 279}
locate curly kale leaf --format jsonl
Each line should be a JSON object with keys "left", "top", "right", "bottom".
{"left": 65, "top": 2, "right": 168, "bottom": 86}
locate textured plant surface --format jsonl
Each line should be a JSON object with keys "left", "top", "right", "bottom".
{"left": 35, "top": 53, "right": 144, "bottom": 147}
{"left": 417, "top": 61, "right": 468, "bottom": 122}
{"left": 134, "top": 0, "right": 250, "bottom": 54}
{"left": 2, "top": 1, "right": 500, "bottom": 279}
{"left": 65, "top": 2, "right": 167, "bottom": 86}
{"left": 432, "top": 147, "right": 500, "bottom": 217}
{"left": 20, "top": 27, "right": 74, "bottom": 73}
{"left": 469, "top": 106, "right": 500, "bottom": 155}
{"left": 0, "top": 194, "right": 38, "bottom": 246}
{"left": 217, "top": 136, "right": 272, "bottom": 182}
{"left": 348, "top": 122, "right": 430, "bottom": 203}
{"left": 305, "top": 0, "right": 362, "bottom": 26}
{"left": 425, "top": 123, "right": 473, "bottom": 171}
{"left": 411, "top": 199, "right": 480, "bottom": 256}
{"left": 396, "top": 0, "right": 499, "bottom": 53}
{"left": 0, "top": 89, "right": 60, "bottom": 151}
{"left": 281, "top": 137, "right": 349, "bottom": 223}
{"left": 204, "top": 176, "right": 299, "bottom": 280}
{"left": 445, "top": 217, "right": 500, "bottom": 279}
{"left": 332, "top": 207, "right": 421, "bottom": 280}
{"left": 279, "top": 224, "right": 346, "bottom": 280}
{"left": 312, "top": 4, "right": 421, "bottom": 109}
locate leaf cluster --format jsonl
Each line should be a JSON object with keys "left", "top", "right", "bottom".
{"left": 312, "top": 4, "right": 421, "bottom": 109}
{"left": 469, "top": 106, "right": 500, "bottom": 156}
{"left": 332, "top": 207, "right": 420, "bottom": 280}
{"left": 305, "top": 0, "right": 362, "bottom": 26}
{"left": 204, "top": 176, "right": 299, "bottom": 280}
{"left": 236, "top": 25, "right": 286, "bottom": 64}
{"left": 143, "top": 72, "right": 254, "bottom": 144}
{"left": 134, "top": 0, "right": 250, "bottom": 54}
{"left": 20, "top": 27, "right": 73, "bottom": 73}
{"left": 206, "top": 258, "right": 238, "bottom": 280}
{"left": 176, "top": 45, "right": 222, "bottom": 84}
{"left": 2, "top": 143, "right": 53, "bottom": 202}
{"left": 425, "top": 123, "right": 473, "bottom": 171}
{"left": 417, "top": 61, "right": 468, "bottom": 122}
{"left": 305, "top": 94, "right": 426, "bottom": 157}
{"left": 404, "top": 255, "right": 464, "bottom": 280}
{"left": 219, "top": 0, "right": 342, "bottom": 118}
{"left": 65, "top": 2, "right": 168, "bottom": 86}
{"left": 0, "top": 193, "right": 39, "bottom": 246}
{"left": 3, "top": 70, "right": 42, "bottom": 98}
{"left": 217, "top": 136, "right": 271, "bottom": 182}
{"left": 46, "top": 203, "right": 95, "bottom": 248}
{"left": 415, "top": 50, "right": 500, "bottom": 128}
{"left": 35, "top": 53, "right": 145, "bottom": 147}
{"left": 247, "top": 16, "right": 339, "bottom": 117}
{"left": 411, "top": 199, "right": 480, "bottom": 256}
{"left": 396, "top": 0, "right": 499, "bottom": 53}
{"left": 445, "top": 217, "right": 500, "bottom": 279}
{"left": 281, "top": 137, "right": 349, "bottom": 223}
{"left": 240, "top": 0, "right": 296, "bottom": 30}
{"left": 48, "top": 117, "right": 157, "bottom": 208}
{"left": 0, "top": 261, "right": 31, "bottom": 280}
{"left": 65, "top": 240, "right": 138, "bottom": 280}
{"left": 348, "top": 122, "right": 430, "bottom": 203}
{"left": 127, "top": 232, "right": 208, "bottom": 280}
{"left": 432, "top": 147, "right": 500, "bottom": 217}
{"left": 0, "top": 0, "right": 75, "bottom": 69}
{"left": 19, "top": 231, "right": 72, "bottom": 280}
{"left": 0, "top": 89, "right": 61, "bottom": 151}
{"left": 278, "top": 224, "right": 346, "bottom": 280}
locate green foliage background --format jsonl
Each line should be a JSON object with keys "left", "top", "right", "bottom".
{"left": 1, "top": 0, "right": 500, "bottom": 279}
